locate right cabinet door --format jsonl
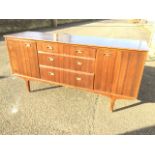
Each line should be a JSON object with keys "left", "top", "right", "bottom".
{"left": 94, "top": 48, "right": 121, "bottom": 94}
{"left": 94, "top": 48, "right": 147, "bottom": 98}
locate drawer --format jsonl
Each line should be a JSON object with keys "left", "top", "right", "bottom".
{"left": 63, "top": 45, "right": 96, "bottom": 58}
{"left": 61, "top": 71, "right": 94, "bottom": 89}
{"left": 38, "top": 53, "right": 63, "bottom": 68}
{"left": 63, "top": 57, "right": 95, "bottom": 73}
{"left": 40, "top": 66, "right": 60, "bottom": 83}
{"left": 37, "top": 41, "right": 59, "bottom": 53}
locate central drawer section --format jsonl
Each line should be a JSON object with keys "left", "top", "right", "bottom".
{"left": 37, "top": 41, "right": 96, "bottom": 89}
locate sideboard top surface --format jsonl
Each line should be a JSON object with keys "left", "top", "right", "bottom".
{"left": 4, "top": 31, "right": 149, "bottom": 51}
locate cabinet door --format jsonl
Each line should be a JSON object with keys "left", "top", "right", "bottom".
{"left": 94, "top": 48, "right": 147, "bottom": 98}
{"left": 94, "top": 48, "right": 121, "bottom": 93}
{"left": 6, "top": 38, "right": 40, "bottom": 78}
{"left": 115, "top": 50, "right": 147, "bottom": 98}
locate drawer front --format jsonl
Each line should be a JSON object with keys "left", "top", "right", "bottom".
{"left": 63, "top": 57, "right": 95, "bottom": 73}
{"left": 40, "top": 66, "right": 60, "bottom": 82}
{"left": 61, "top": 71, "right": 94, "bottom": 89}
{"left": 38, "top": 53, "right": 63, "bottom": 68}
{"left": 63, "top": 45, "right": 96, "bottom": 58}
{"left": 37, "top": 41, "right": 58, "bottom": 53}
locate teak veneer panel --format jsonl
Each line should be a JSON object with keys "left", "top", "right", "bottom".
{"left": 6, "top": 38, "right": 40, "bottom": 78}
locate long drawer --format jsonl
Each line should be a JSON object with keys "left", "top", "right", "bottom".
{"left": 40, "top": 66, "right": 94, "bottom": 89}
{"left": 38, "top": 53, "right": 95, "bottom": 73}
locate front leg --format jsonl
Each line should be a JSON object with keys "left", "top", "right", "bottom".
{"left": 110, "top": 97, "right": 116, "bottom": 112}
{"left": 24, "top": 79, "right": 31, "bottom": 92}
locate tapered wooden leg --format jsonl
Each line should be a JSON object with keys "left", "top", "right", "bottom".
{"left": 110, "top": 98, "right": 116, "bottom": 112}
{"left": 25, "top": 79, "right": 30, "bottom": 92}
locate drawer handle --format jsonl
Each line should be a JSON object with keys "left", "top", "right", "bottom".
{"left": 47, "top": 46, "right": 53, "bottom": 50}
{"left": 75, "top": 50, "right": 83, "bottom": 54}
{"left": 104, "top": 53, "right": 111, "bottom": 56}
{"left": 48, "top": 72, "right": 55, "bottom": 76}
{"left": 76, "top": 61, "right": 82, "bottom": 66}
{"left": 76, "top": 77, "right": 82, "bottom": 81}
{"left": 48, "top": 57, "right": 54, "bottom": 61}
{"left": 25, "top": 43, "right": 31, "bottom": 47}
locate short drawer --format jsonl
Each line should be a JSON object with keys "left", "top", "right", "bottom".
{"left": 63, "top": 57, "right": 95, "bottom": 73}
{"left": 37, "top": 41, "right": 59, "bottom": 53}
{"left": 40, "top": 66, "right": 60, "bottom": 83}
{"left": 61, "top": 71, "right": 94, "bottom": 89}
{"left": 38, "top": 53, "right": 63, "bottom": 68}
{"left": 63, "top": 45, "right": 96, "bottom": 58}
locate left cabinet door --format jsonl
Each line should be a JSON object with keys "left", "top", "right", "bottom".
{"left": 6, "top": 38, "right": 40, "bottom": 78}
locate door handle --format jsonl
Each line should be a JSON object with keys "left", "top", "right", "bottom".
{"left": 47, "top": 46, "right": 53, "bottom": 50}
{"left": 25, "top": 43, "right": 31, "bottom": 47}
{"left": 76, "top": 77, "right": 82, "bottom": 81}
{"left": 48, "top": 57, "right": 54, "bottom": 61}
{"left": 76, "top": 61, "right": 82, "bottom": 65}
{"left": 75, "top": 50, "right": 83, "bottom": 54}
{"left": 48, "top": 72, "right": 55, "bottom": 76}
{"left": 104, "top": 53, "right": 111, "bottom": 56}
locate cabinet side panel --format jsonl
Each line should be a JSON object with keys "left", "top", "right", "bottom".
{"left": 128, "top": 52, "right": 147, "bottom": 97}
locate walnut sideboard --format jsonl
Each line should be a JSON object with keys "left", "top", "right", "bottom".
{"left": 4, "top": 32, "right": 148, "bottom": 111}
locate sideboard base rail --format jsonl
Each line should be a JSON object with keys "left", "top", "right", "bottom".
{"left": 17, "top": 74, "right": 135, "bottom": 112}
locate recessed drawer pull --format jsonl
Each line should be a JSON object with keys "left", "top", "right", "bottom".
{"left": 48, "top": 57, "right": 54, "bottom": 61}
{"left": 75, "top": 50, "right": 83, "bottom": 54}
{"left": 25, "top": 43, "right": 31, "bottom": 47}
{"left": 76, "top": 61, "right": 82, "bottom": 65}
{"left": 76, "top": 77, "right": 82, "bottom": 81}
{"left": 104, "top": 53, "right": 111, "bottom": 56}
{"left": 48, "top": 72, "right": 55, "bottom": 76}
{"left": 47, "top": 46, "right": 53, "bottom": 50}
